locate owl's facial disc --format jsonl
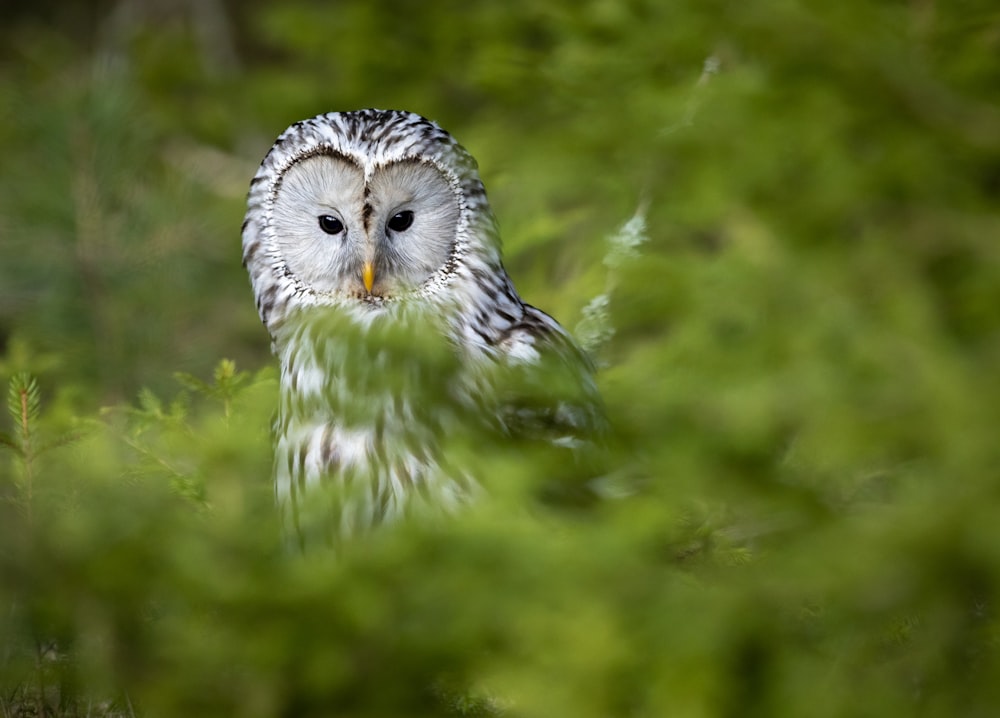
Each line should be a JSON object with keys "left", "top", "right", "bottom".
{"left": 271, "top": 154, "right": 460, "bottom": 301}
{"left": 363, "top": 159, "right": 460, "bottom": 298}
{"left": 271, "top": 153, "right": 365, "bottom": 296}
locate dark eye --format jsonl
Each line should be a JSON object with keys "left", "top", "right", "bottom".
{"left": 387, "top": 210, "right": 414, "bottom": 232}
{"left": 318, "top": 215, "right": 344, "bottom": 235}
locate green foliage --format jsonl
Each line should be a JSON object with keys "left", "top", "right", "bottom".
{"left": 2, "top": 1, "right": 1000, "bottom": 716}
{"left": 175, "top": 358, "right": 253, "bottom": 420}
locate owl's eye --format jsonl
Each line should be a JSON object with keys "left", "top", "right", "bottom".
{"left": 387, "top": 210, "right": 414, "bottom": 232}
{"left": 318, "top": 215, "right": 345, "bottom": 235}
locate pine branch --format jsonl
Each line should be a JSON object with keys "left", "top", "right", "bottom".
{"left": 5, "top": 374, "right": 41, "bottom": 522}
{"left": 174, "top": 358, "right": 249, "bottom": 420}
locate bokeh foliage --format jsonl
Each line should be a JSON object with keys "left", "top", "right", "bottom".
{"left": 2, "top": 0, "right": 999, "bottom": 716}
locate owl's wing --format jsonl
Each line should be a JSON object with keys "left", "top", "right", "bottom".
{"left": 491, "top": 304, "right": 607, "bottom": 446}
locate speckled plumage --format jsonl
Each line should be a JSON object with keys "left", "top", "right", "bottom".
{"left": 243, "top": 109, "right": 602, "bottom": 545}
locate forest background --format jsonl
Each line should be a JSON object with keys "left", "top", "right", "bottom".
{"left": 1, "top": 1, "right": 999, "bottom": 716}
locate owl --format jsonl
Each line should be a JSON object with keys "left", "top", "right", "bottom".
{"left": 242, "top": 109, "right": 603, "bottom": 546}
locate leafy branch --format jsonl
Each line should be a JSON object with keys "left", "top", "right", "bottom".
{"left": 174, "top": 358, "right": 250, "bottom": 421}
{"left": 0, "top": 373, "right": 82, "bottom": 522}
{"left": 108, "top": 359, "right": 257, "bottom": 506}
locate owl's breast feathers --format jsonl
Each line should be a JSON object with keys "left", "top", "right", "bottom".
{"left": 273, "top": 297, "right": 604, "bottom": 542}
{"left": 273, "top": 306, "right": 479, "bottom": 541}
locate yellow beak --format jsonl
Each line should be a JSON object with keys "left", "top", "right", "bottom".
{"left": 362, "top": 262, "right": 375, "bottom": 293}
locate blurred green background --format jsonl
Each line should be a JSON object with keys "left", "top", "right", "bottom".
{"left": 2, "top": 1, "right": 1000, "bottom": 716}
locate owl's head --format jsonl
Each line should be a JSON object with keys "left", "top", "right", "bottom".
{"left": 243, "top": 110, "right": 501, "bottom": 331}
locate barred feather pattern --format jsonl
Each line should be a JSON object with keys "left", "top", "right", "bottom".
{"left": 242, "top": 110, "right": 602, "bottom": 545}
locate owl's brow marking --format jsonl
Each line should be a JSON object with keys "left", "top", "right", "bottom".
{"left": 360, "top": 168, "right": 377, "bottom": 232}
{"left": 292, "top": 146, "right": 360, "bottom": 170}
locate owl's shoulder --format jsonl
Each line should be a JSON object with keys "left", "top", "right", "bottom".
{"left": 496, "top": 304, "right": 594, "bottom": 372}
{"left": 485, "top": 303, "right": 605, "bottom": 440}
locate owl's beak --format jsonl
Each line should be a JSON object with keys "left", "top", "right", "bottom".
{"left": 362, "top": 262, "right": 375, "bottom": 294}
